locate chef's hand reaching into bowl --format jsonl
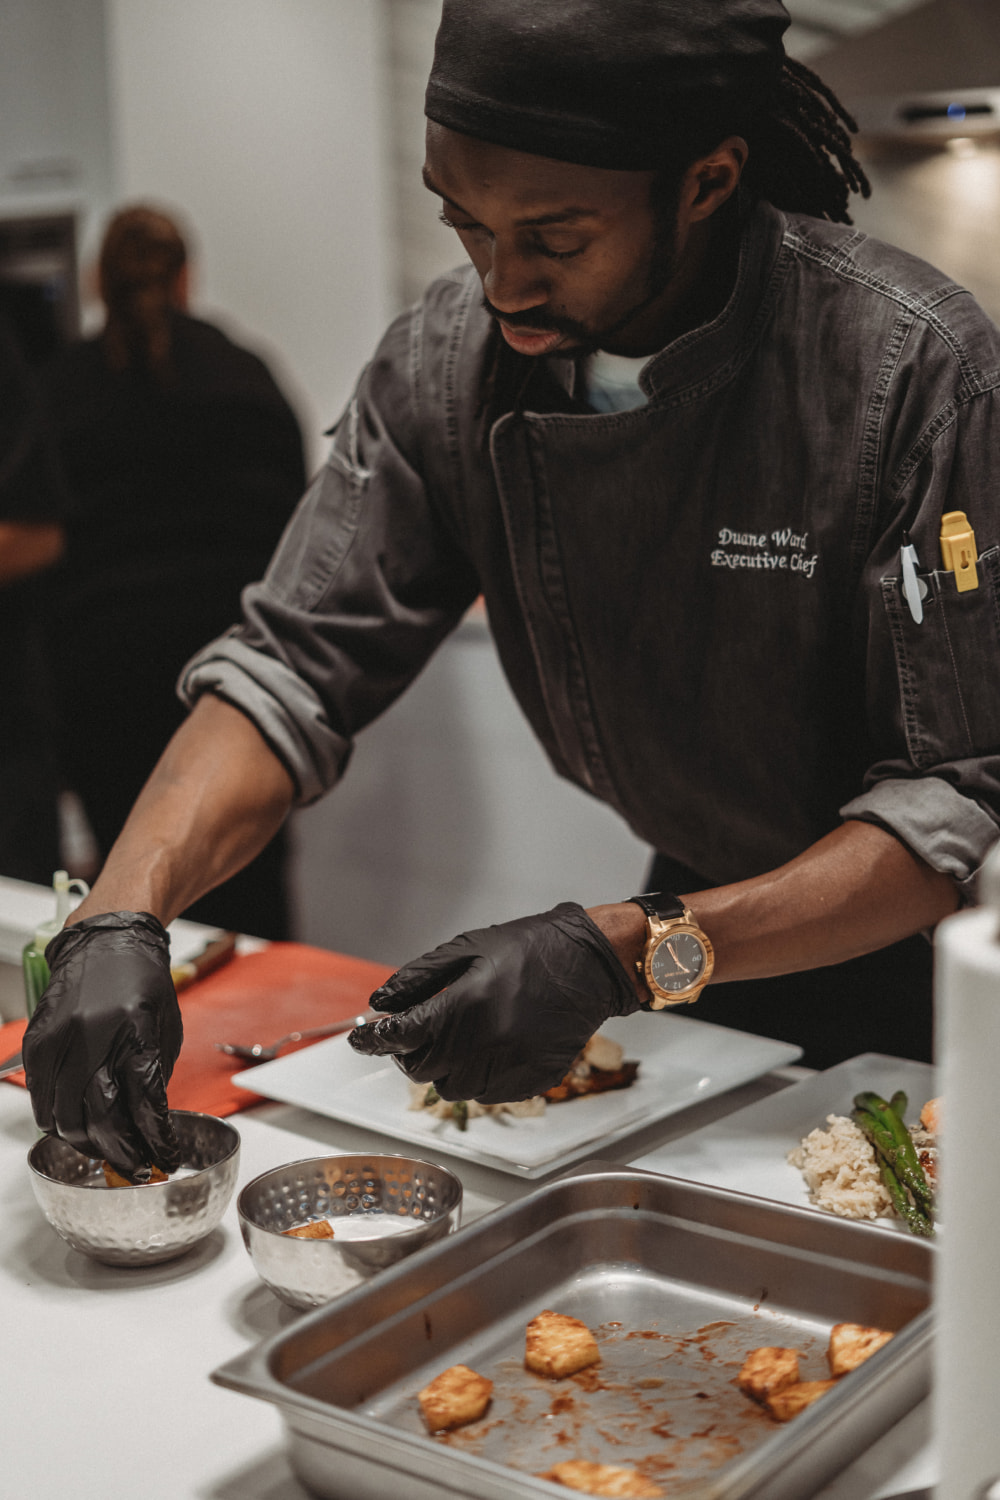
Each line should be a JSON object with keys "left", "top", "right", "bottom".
{"left": 347, "top": 902, "right": 641, "bottom": 1103}
{"left": 22, "top": 911, "right": 183, "bottom": 1179}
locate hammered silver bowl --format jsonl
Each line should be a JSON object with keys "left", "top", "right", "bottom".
{"left": 238, "top": 1153, "right": 463, "bottom": 1309}
{"left": 27, "top": 1110, "right": 241, "bottom": 1267}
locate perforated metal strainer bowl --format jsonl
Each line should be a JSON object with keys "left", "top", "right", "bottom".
{"left": 237, "top": 1152, "right": 463, "bottom": 1309}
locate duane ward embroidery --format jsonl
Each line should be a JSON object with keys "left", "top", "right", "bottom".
{"left": 711, "top": 526, "right": 818, "bottom": 579}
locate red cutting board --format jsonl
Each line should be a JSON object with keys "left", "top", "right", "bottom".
{"left": 0, "top": 942, "right": 393, "bottom": 1118}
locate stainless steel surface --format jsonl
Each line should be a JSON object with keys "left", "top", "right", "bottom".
{"left": 215, "top": 1012, "right": 374, "bottom": 1062}
{"left": 214, "top": 1167, "right": 933, "bottom": 1500}
{"left": 237, "top": 1152, "right": 463, "bottom": 1310}
{"left": 0, "top": 1048, "right": 23, "bottom": 1078}
{"left": 27, "top": 1110, "right": 240, "bottom": 1266}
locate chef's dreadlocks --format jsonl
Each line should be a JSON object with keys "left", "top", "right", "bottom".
{"left": 646, "top": 56, "right": 870, "bottom": 232}
{"left": 740, "top": 55, "right": 871, "bottom": 223}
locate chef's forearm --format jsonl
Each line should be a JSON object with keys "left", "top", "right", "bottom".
{"left": 589, "top": 819, "right": 959, "bottom": 990}
{"left": 68, "top": 693, "right": 296, "bottom": 928}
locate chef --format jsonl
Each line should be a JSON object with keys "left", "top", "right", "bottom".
{"left": 24, "top": 0, "right": 1000, "bottom": 1179}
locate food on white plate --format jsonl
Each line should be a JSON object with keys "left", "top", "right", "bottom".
{"left": 408, "top": 1032, "right": 639, "bottom": 1130}
{"left": 418, "top": 1363, "right": 493, "bottom": 1432}
{"left": 736, "top": 1346, "right": 801, "bottom": 1403}
{"left": 826, "top": 1322, "right": 893, "bottom": 1376}
{"left": 282, "top": 1219, "right": 335, "bottom": 1240}
{"left": 765, "top": 1379, "right": 839, "bottom": 1422}
{"left": 739, "top": 1321, "right": 893, "bottom": 1422}
{"left": 525, "top": 1309, "right": 600, "bottom": 1378}
{"left": 102, "top": 1161, "right": 168, "bottom": 1187}
{"left": 408, "top": 1084, "right": 546, "bottom": 1130}
{"left": 788, "top": 1088, "right": 937, "bottom": 1234}
{"left": 543, "top": 1032, "right": 640, "bottom": 1102}
{"left": 537, "top": 1459, "right": 664, "bottom": 1497}
{"left": 788, "top": 1114, "right": 892, "bottom": 1219}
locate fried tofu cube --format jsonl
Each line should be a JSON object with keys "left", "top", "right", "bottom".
{"left": 765, "top": 1379, "right": 838, "bottom": 1421}
{"left": 538, "top": 1460, "right": 664, "bottom": 1497}
{"left": 826, "top": 1323, "right": 893, "bottom": 1376}
{"left": 736, "top": 1346, "right": 801, "bottom": 1403}
{"left": 525, "top": 1310, "right": 600, "bottom": 1378}
{"left": 418, "top": 1363, "right": 493, "bottom": 1432}
{"left": 282, "top": 1219, "right": 335, "bottom": 1239}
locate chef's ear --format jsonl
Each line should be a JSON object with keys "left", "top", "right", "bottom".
{"left": 681, "top": 136, "right": 749, "bottom": 223}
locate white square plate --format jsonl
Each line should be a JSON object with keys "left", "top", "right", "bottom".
{"left": 632, "top": 1051, "right": 936, "bottom": 1232}
{"left": 233, "top": 1011, "right": 801, "bottom": 1178}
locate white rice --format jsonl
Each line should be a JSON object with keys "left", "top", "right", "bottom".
{"left": 787, "top": 1113, "right": 894, "bottom": 1220}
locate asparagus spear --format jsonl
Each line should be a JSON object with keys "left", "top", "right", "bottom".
{"left": 852, "top": 1094, "right": 935, "bottom": 1235}
{"left": 854, "top": 1091, "right": 935, "bottom": 1214}
{"left": 422, "top": 1085, "right": 470, "bottom": 1130}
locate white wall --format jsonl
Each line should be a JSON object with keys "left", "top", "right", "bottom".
{"left": 0, "top": 0, "right": 114, "bottom": 240}
{"left": 291, "top": 615, "right": 652, "bottom": 968}
{"left": 104, "top": 0, "right": 395, "bottom": 466}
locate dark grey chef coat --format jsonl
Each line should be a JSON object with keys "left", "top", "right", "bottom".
{"left": 180, "top": 198, "right": 1000, "bottom": 906}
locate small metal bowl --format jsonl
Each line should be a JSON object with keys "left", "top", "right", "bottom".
{"left": 27, "top": 1110, "right": 241, "bottom": 1267}
{"left": 238, "top": 1153, "right": 463, "bottom": 1309}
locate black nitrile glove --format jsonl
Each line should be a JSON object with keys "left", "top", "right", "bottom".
{"left": 23, "top": 911, "right": 183, "bottom": 1178}
{"left": 348, "top": 902, "right": 640, "bottom": 1103}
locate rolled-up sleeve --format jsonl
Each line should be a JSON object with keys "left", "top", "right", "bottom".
{"left": 844, "top": 371, "right": 1000, "bottom": 900}
{"left": 842, "top": 773, "right": 999, "bottom": 901}
{"left": 179, "top": 309, "right": 480, "bottom": 804}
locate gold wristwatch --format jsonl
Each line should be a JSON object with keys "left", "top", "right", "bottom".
{"left": 627, "top": 893, "right": 714, "bottom": 1009}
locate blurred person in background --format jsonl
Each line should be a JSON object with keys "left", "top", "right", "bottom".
{"left": 39, "top": 205, "right": 306, "bottom": 938}
{"left": 0, "top": 313, "right": 67, "bottom": 884}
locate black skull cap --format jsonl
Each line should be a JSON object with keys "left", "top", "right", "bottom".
{"left": 425, "top": 0, "right": 791, "bottom": 170}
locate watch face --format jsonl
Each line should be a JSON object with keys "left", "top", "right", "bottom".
{"left": 649, "top": 930, "right": 707, "bottom": 995}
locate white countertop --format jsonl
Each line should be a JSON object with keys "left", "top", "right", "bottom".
{"left": 2, "top": 1067, "right": 936, "bottom": 1500}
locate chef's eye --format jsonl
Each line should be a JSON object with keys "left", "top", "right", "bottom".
{"left": 438, "top": 210, "right": 485, "bottom": 235}
{"left": 533, "top": 237, "right": 585, "bottom": 262}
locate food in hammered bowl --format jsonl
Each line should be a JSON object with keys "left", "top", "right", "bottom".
{"left": 102, "top": 1161, "right": 169, "bottom": 1187}
{"left": 788, "top": 1089, "right": 937, "bottom": 1236}
{"left": 282, "top": 1219, "right": 335, "bottom": 1239}
{"left": 408, "top": 1032, "right": 639, "bottom": 1131}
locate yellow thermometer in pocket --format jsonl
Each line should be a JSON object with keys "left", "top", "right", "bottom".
{"left": 940, "top": 510, "right": 979, "bottom": 592}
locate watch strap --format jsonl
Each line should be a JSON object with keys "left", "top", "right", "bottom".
{"left": 626, "top": 892, "right": 685, "bottom": 923}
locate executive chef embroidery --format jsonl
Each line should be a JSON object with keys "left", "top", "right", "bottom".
{"left": 710, "top": 526, "right": 818, "bottom": 579}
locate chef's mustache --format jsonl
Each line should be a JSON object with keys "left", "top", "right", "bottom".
{"left": 480, "top": 295, "right": 588, "bottom": 340}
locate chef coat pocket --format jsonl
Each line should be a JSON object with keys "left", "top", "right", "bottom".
{"left": 882, "top": 544, "right": 1000, "bottom": 768}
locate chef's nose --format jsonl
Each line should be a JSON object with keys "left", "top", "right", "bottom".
{"left": 482, "top": 241, "right": 548, "bottom": 316}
